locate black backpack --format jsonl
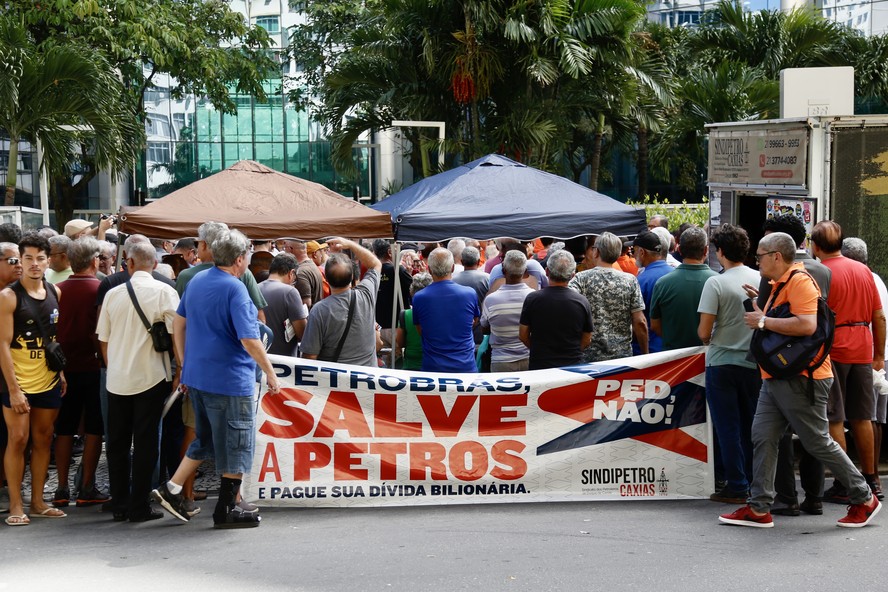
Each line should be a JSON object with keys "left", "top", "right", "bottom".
{"left": 749, "top": 270, "right": 835, "bottom": 382}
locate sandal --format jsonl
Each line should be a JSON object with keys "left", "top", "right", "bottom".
{"left": 30, "top": 507, "right": 66, "bottom": 518}
{"left": 5, "top": 514, "right": 29, "bottom": 526}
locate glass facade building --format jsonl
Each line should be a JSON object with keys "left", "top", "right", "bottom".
{"left": 138, "top": 78, "right": 372, "bottom": 202}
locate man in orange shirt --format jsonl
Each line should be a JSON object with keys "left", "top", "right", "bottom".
{"left": 718, "top": 232, "right": 880, "bottom": 528}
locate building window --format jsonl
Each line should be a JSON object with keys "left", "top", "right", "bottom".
{"left": 146, "top": 114, "right": 172, "bottom": 138}
{"left": 256, "top": 16, "right": 280, "bottom": 34}
{"left": 147, "top": 142, "right": 171, "bottom": 163}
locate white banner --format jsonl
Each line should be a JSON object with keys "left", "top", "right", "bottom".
{"left": 244, "top": 347, "right": 713, "bottom": 507}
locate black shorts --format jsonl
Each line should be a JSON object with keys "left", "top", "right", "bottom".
{"left": 827, "top": 361, "right": 875, "bottom": 422}
{"left": 55, "top": 371, "right": 103, "bottom": 436}
{"left": 1, "top": 383, "right": 63, "bottom": 410}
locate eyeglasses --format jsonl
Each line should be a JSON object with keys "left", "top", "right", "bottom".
{"left": 5, "top": 257, "right": 20, "bottom": 265}
{"left": 98, "top": 255, "right": 110, "bottom": 261}
{"left": 754, "top": 251, "right": 778, "bottom": 263}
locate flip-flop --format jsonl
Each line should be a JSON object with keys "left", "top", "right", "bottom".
{"left": 30, "top": 507, "right": 66, "bottom": 518}
{"left": 5, "top": 514, "right": 29, "bottom": 526}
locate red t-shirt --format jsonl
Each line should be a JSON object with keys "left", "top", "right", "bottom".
{"left": 823, "top": 256, "right": 881, "bottom": 364}
{"left": 56, "top": 274, "right": 102, "bottom": 371}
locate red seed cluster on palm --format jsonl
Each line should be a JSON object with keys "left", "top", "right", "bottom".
{"left": 451, "top": 71, "right": 476, "bottom": 104}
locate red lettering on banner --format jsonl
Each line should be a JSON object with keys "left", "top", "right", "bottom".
{"left": 478, "top": 394, "right": 527, "bottom": 436}
{"left": 408, "top": 442, "right": 448, "bottom": 480}
{"left": 258, "top": 388, "right": 314, "bottom": 439}
{"left": 448, "top": 441, "right": 489, "bottom": 481}
{"left": 293, "top": 442, "right": 332, "bottom": 481}
{"left": 416, "top": 395, "right": 477, "bottom": 436}
{"left": 314, "top": 391, "right": 372, "bottom": 438}
{"left": 373, "top": 394, "right": 423, "bottom": 437}
{"left": 489, "top": 440, "right": 528, "bottom": 480}
{"left": 369, "top": 442, "right": 408, "bottom": 480}
{"left": 258, "top": 442, "right": 281, "bottom": 481}
{"left": 334, "top": 442, "right": 369, "bottom": 480}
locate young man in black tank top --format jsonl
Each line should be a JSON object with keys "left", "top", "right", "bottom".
{"left": 0, "top": 233, "right": 67, "bottom": 525}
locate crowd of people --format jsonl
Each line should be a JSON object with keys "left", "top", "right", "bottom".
{"left": 0, "top": 212, "right": 883, "bottom": 530}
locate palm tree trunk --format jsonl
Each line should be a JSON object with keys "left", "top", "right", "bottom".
{"left": 470, "top": 100, "right": 481, "bottom": 159}
{"left": 637, "top": 125, "right": 649, "bottom": 199}
{"left": 4, "top": 139, "right": 18, "bottom": 206}
{"left": 588, "top": 113, "right": 605, "bottom": 191}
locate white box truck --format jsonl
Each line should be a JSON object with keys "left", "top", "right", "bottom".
{"left": 706, "top": 115, "right": 888, "bottom": 276}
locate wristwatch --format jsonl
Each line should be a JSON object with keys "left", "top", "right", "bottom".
{"left": 758, "top": 316, "right": 766, "bottom": 330}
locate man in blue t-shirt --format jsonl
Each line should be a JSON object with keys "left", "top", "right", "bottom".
{"left": 412, "top": 248, "right": 481, "bottom": 373}
{"left": 153, "top": 228, "right": 280, "bottom": 530}
{"left": 633, "top": 230, "right": 672, "bottom": 354}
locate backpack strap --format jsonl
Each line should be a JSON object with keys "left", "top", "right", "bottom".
{"left": 331, "top": 290, "right": 356, "bottom": 363}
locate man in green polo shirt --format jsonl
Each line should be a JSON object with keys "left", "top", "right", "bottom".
{"left": 650, "top": 226, "right": 716, "bottom": 350}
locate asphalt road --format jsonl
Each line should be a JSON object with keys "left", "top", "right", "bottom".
{"left": 2, "top": 497, "right": 885, "bottom": 592}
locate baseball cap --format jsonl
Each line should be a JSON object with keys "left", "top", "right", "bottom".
{"left": 64, "top": 219, "right": 94, "bottom": 238}
{"left": 633, "top": 231, "right": 661, "bottom": 252}
{"left": 306, "top": 240, "right": 328, "bottom": 255}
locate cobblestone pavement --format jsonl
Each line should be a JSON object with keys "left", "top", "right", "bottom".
{"left": 17, "top": 443, "right": 219, "bottom": 503}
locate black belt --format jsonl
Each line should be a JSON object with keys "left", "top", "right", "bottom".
{"left": 836, "top": 322, "right": 868, "bottom": 328}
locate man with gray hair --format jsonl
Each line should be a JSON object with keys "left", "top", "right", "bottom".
{"left": 569, "top": 232, "right": 647, "bottom": 362}
{"left": 650, "top": 226, "right": 717, "bottom": 350}
{"left": 648, "top": 214, "right": 669, "bottom": 231}
{"left": 720, "top": 232, "right": 880, "bottom": 528}
{"left": 412, "top": 247, "right": 481, "bottom": 372}
{"left": 175, "top": 221, "right": 266, "bottom": 323}
{"left": 98, "top": 240, "right": 180, "bottom": 522}
{"left": 97, "top": 234, "right": 175, "bottom": 309}
{"left": 520, "top": 250, "right": 593, "bottom": 370}
{"left": 842, "top": 236, "right": 888, "bottom": 501}
{"left": 453, "top": 246, "right": 490, "bottom": 307}
{"left": 481, "top": 251, "right": 534, "bottom": 371}
{"left": 154, "top": 228, "right": 281, "bottom": 529}
{"left": 447, "top": 238, "right": 467, "bottom": 274}
{"left": 45, "top": 235, "right": 73, "bottom": 284}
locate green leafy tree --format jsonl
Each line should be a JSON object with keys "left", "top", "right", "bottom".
{"left": 290, "top": 0, "right": 659, "bottom": 186}
{"left": 0, "top": 15, "right": 139, "bottom": 210}
{"left": 5, "top": 0, "right": 276, "bottom": 223}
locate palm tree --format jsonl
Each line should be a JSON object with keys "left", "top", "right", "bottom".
{"left": 650, "top": 60, "right": 779, "bottom": 191}
{"left": 691, "top": 0, "right": 847, "bottom": 78}
{"left": 0, "top": 15, "right": 139, "bottom": 208}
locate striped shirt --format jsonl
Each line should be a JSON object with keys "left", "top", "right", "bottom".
{"left": 480, "top": 283, "right": 534, "bottom": 362}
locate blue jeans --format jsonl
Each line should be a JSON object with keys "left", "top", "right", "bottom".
{"left": 706, "top": 365, "right": 761, "bottom": 492}
{"left": 185, "top": 388, "right": 255, "bottom": 475}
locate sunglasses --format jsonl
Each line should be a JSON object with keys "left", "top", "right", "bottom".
{"left": 5, "top": 257, "right": 20, "bottom": 265}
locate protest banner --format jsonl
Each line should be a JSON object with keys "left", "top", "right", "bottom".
{"left": 244, "top": 347, "right": 712, "bottom": 507}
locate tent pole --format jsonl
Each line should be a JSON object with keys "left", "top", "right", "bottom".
{"left": 390, "top": 241, "right": 401, "bottom": 369}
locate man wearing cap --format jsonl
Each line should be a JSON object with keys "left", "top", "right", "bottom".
{"left": 64, "top": 217, "right": 115, "bottom": 242}
{"left": 633, "top": 230, "right": 672, "bottom": 354}
{"left": 307, "top": 240, "right": 331, "bottom": 299}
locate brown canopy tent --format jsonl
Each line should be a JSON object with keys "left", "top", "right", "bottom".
{"left": 119, "top": 160, "right": 392, "bottom": 240}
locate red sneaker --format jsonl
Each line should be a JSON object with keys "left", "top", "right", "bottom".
{"left": 837, "top": 495, "right": 881, "bottom": 528}
{"left": 719, "top": 505, "right": 774, "bottom": 528}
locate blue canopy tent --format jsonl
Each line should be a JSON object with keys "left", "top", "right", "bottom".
{"left": 371, "top": 154, "right": 647, "bottom": 242}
